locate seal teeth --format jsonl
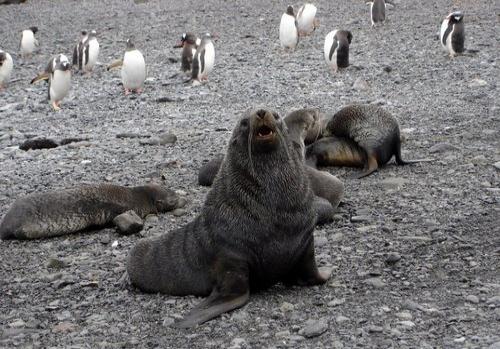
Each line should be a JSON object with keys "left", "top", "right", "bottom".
{"left": 257, "top": 126, "right": 273, "bottom": 137}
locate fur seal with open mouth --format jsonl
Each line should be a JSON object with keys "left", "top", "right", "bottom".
{"left": 128, "top": 108, "right": 332, "bottom": 328}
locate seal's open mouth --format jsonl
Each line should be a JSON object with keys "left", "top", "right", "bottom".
{"left": 256, "top": 125, "right": 274, "bottom": 140}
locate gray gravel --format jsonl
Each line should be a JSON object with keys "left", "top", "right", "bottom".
{"left": 1, "top": 0, "right": 499, "bottom": 348}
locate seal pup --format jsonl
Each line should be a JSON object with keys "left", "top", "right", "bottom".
{"left": 73, "top": 30, "right": 88, "bottom": 70}
{"left": 306, "top": 136, "right": 366, "bottom": 168}
{"left": 322, "top": 104, "right": 430, "bottom": 178}
{"left": 279, "top": 6, "right": 299, "bottom": 51}
{"left": 440, "top": 11, "right": 465, "bottom": 58}
{"left": 0, "top": 184, "right": 179, "bottom": 240}
{"left": 174, "top": 32, "right": 200, "bottom": 74}
{"left": 191, "top": 33, "right": 215, "bottom": 86}
{"left": 19, "top": 26, "right": 38, "bottom": 58}
{"left": 296, "top": 3, "right": 319, "bottom": 36}
{"left": 30, "top": 54, "right": 71, "bottom": 111}
{"left": 324, "top": 30, "right": 353, "bottom": 73}
{"left": 107, "top": 39, "right": 146, "bottom": 94}
{"left": 0, "top": 49, "right": 14, "bottom": 89}
{"left": 128, "top": 108, "right": 331, "bottom": 328}
{"left": 80, "top": 30, "right": 100, "bottom": 73}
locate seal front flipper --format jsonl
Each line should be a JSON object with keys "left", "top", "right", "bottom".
{"left": 173, "top": 256, "right": 250, "bottom": 328}
{"left": 285, "top": 239, "right": 331, "bottom": 286}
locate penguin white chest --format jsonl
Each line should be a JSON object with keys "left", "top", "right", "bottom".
{"left": 297, "top": 4, "right": 317, "bottom": 35}
{"left": 0, "top": 52, "right": 14, "bottom": 85}
{"left": 86, "top": 39, "right": 100, "bottom": 70}
{"left": 200, "top": 42, "right": 215, "bottom": 78}
{"left": 324, "top": 31, "right": 338, "bottom": 70}
{"left": 121, "top": 50, "right": 146, "bottom": 90}
{"left": 21, "top": 31, "right": 36, "bottom": 54}
{"left": 50, "top": 70, "right": 71, "bottom": 102}
{"left": 279, "top": 14, "right": 298, "bottom": 49}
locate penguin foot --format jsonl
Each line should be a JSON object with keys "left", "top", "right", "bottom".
{"left": 52, "top": 101, "right": 61, "bottom": 111}
{"left": 124, "top": 88, "right": 131, "bottom": 95}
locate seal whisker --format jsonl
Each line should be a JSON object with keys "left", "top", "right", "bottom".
{"left": 247, "top": 120, "right": 256, "bottom": 177}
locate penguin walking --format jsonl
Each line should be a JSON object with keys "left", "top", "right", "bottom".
{"left": 296, "top": 3, "right": 319, "bottom": 37}
{"left": 324, "top": 30, "right": 353, "bottom": 73}
{"left": 19, "top": 26, "right": 38, "bottom": 58}
{"left": 31, "top": 54, "right": 71, "bottom": 111}
{"left": 440, "top": 11, "right": 465, "bottom": 58}
{"left": 0, "top": 49, "right": 13, "bottom": 90}
{"left": 174, "top": 32, "right": 200, "bottom": 74}
{"left": 73, "top": 30, "right": 88, "bottom": 69}
{"left": 107, "top": 39, "right": 146, "bottom": 94}
{"left": 191, "top": 33, "right": 215, "bottom": 86}
{"left": 366, "top": 0, "right": 394, "bottom": 27}
{"left": 80, "top": 30, "right": 100, "bottom": 73}
{"left": 279, "top": 6, "right": 299, "bottom": 51}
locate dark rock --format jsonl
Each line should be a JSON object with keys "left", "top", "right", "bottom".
{"left": 113, "top": 210, "right": 144, "bottom": 235}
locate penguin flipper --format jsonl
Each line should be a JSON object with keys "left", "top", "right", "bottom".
{"left": 30, "top": 72, "right": 49, "bottom": 84}
{"left": 107, "top": 59, "right": 123, "bottom": 71}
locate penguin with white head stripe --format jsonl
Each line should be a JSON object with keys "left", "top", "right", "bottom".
{"left": 191, "top": 33, "right": 215, "bottom": 86}
{"left": 324, "top": 30, "right": 353, "bottom": 73}
{"left": 20, "top": 26, "right": 38, "bottom": 59}
{"left": 279, "top": 6, "right": 299, "bottom": 51}
{"left": 440, "top": 11, "right": 465, "bottom": 58}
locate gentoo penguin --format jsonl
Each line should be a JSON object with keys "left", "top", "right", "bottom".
{"left": 19, "top": 26, "right": 38, "bottom": 58}
{"left": 279, "top": 6, "right": 299, "bottom": 50}
{"left": 191, "top": 33, "right": 215, "bottom": 86}
{"left": 73, "top": 30, "right": 88, "bottom": 69}
{"left": 440, "top": 11, "right": 465, "bottom": 57}
{"left": 174, "top": 32, "right": 200, "bottom": 74}
{"left": 324, "top": 30, "right": 353, "bottom": 73}
{"left": 0, "top": 49, "right": 14, "bottom": 89}
{"left": 367, "top": 0, "right": 394, "bottom": 27}
{"left": 80, "top": 30, "right": 100, "bottom": 72}
{"left": 296, "top": 3, "right": 319, "bottom": 36}
{"left": 107, "top": 39, "right": 146, "bottom": 94}
{"left": 31, "top": 54, "right": 71, "bottom": 111}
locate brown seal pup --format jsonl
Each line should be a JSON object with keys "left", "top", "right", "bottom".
{"left": 127, "top": 108, "right": 331, "bottom": 328}
{"left": 306, "top": 136, "right": 366, "bottom": 168}
{"left": 284, "top": 108, "right": 324, "bottom": 146}
{"left": 0, "top": 184, "right": 179, "bottom": 240}
{"left": 322, "top": 104, "right": 428, "bottom": 178}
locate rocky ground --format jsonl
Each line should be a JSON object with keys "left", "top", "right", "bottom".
{"left": 0, "top": 0, "right": 499, "bottom": 348}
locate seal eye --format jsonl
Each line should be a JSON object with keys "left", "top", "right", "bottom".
{"left": 240, "top": 119, "right": 249, "bottom": 128}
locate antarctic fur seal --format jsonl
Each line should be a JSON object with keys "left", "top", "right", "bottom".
{"left": 127, "top": 108, "right": 331, "bottom": 328}
{"left": 0, "top": 184, "right": 179, "bottom": 240}
{"left": 320, "top": 104, "right": 427, "bottom": 178}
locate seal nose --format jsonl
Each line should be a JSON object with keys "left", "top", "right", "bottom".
{"left": 256, "top": 109, "right": 267, "bottom": 119}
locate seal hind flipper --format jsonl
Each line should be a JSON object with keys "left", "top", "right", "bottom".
{"left": 353, "top": 153, "right": 378, "bottom": 179}
{"left": 284, "top": 239, "right": 331, "bottom": 286}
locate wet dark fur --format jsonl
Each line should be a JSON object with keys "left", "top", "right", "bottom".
{"left": 0, "top": 184, "right": 179, "bottom": 240}
{"left": 128, "top": 108, "right": 330, "bottom": 328}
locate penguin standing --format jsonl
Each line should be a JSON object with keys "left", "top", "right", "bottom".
{"left": 191, "top": 33, "right": 215, "bottom": 86}
{"left": 107, "top": 39, "right": 146, "bottom": 94}
{"left": 73, "top": 30, "right": 88, "bottom": 69}
{"left": 296, "top": 3, "right": 319, "bottom": 36}
{"left": 367, "top": 0, "right": 394, "bottom": 27}
{"left": 279, "top": 6, "right": 299, "bottom": 50}
{"left": 31, "top": 54, "right": 72, "bottom": 111}
{"left": 174, "top": 32, "right": 200, "bottom": 74}
{"left": 440, "top": 11, "right": 465, "bottom": 57}
{"left": 324, "top": 30, "right": 353, "bottom": 73}
{"left": 80, "top": 30, "right": 100, "bottom": 73}
{"left": 19, "top": 26, "right": 38, "bottom": 58}
{"left": 0, "top": 49, "right": 13, "bottom": 89}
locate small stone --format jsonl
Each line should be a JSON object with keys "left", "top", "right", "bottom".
{"left": 280, "top": 302, "right": 295, "bottom": 312}
{"left": 381, "top": 306, "right": 390, "bottom": 312}
{"left": 299, "top": 318, "right": 328, "bottom": 338}
{"left": 468, "top": 78, "right": 487, "bottom": 87}
{"left": 364, "top": 278, "right": 385, "bottom": 288}
{"left": 356, "top": 225, "right": 377, "bottom": 234}
{"left": 350, "top": 215, "right": 372, "bottom": 223}
{"left": 171, "top": 208, "right": 186, "bottom": 217}
{"left": 100, "top": 235, "right": 111, "bottom": 244}
{"left": 429, "top": 142, "right": 458, "bottom": 154}
{"left": 353, "top": 78, "right": 369, "bottom": 91}
{"left": 486, "top": 296, "right": 500, "bottom": 305}
{"left": 330, "top": 232, "right": 344, "bottom": 242}
{"left": 162, "top": 317, "right": 175, "bottom": 326}
{"left": 395, "top": 312, "right": 413, "bottom": 320}
{"left": 367, "top": 325, "right": 383, "bottom": 333}
{"left": 111, "top": 240, "right": 119, "bottom": 248}
{"left": 466, "top": 295, "right": 480, "bottom": 304}
{"left": 46, "top": 258, "right": 67, "bottom": 269}
{"left": 398, "top": 321, "right": 415, "bottom": 328}
{"left": 289, "top": 335, "right": 305, "bottom": 342}
{"left": 328, "top": 298, "right": 345, "bottom": 307}
{"left": 454, "top": 337, "right": 466, "bottom": 343}
{"left": 488, "top": 341, "right": 500, "bottom": 349}
{"left": 335, "top": 315, "right": 349, "bottom": 323}
{"left": 113, "top": 210, "right": 144, "bottom": 235}
{"left": 275, "top": 330, "right": 291, "bottom": 338}
{"left": 159, "top": 132, "right": 177, "bottom": 145}
{"left": 380, "top": 177, "right": 408, "bottom": 190}
{"left": 9, "top": 319, "right": 26, "bottom": 328}
{"left": 385, "top": 253, "right": 401, "bottom": 264}
{"left": 52, "top": 322, "right": 77, "bottom": 333}
{"left": 493, "top": 162, "right": 500, "bottom": 171}
{"left": 230, "top": 337, "right": 247, "bottom": 348}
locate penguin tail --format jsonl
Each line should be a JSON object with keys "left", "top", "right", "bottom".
{"left": 107, "top": 59, "right": 123, "bottom": 71}
{"left": 30, "top": 72, "right": 49, "bottom": 84}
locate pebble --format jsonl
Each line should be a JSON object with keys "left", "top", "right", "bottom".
{"left": 280, "top": 302, "right": 295, "bottom": 312}
{"left": 353, "top": 78, "right": 370, "bottom": 91}
{"left": 335, "top": 315, "right": 349, "bottom": 323}
{"left": 493, "top": 162, "right": 500, "bottom": 171}
{"left": 380, "top": 177, "right": 408, "bottom": 190}
{"left": 162, "top": 317, "right": 175, "bottom": 326}
{"left": 385, "top": 253, "right": 401, "bottom": 264}
{"left": 429, "top": 142, "right": 458, "bottom": 154}
{"left": 298, "top": 318, "right": 328, "bottom": 338}
{"left": 330, "top": 232, "right": 344, "bottom": 242}
{"left": 486, "top": 296, "right": 500, "bottom": 305}
{"left": 488, "top": 342, "right": 500, "bottom": 349}
{"left": 275, "top": 330, "right": 291, "bottom": 338}
{"left": 113, "top": 210, "right": 144, "bottom": 235}
{"left": 350, "top": 215, "right": 372, "bottom": 223}
{"left": 396, "top": 311, "right": 413, "bottom": 320}
{"left": 367, "top": 325, "right": 384, "bottom": 333}
{"left": 171, "top": 208, "right": 186, "bottom": 217}
{"left": 158, "top": 132, "right": 177, "bottom": 145}
{"left": 356, "top": 225, "right": 377, "bottom": 234}
{"left": 327, "top": 298, "right": 345, "bottom": 307}
{"left": 468, "top": 78, "right": 487, "bottom": 87}
{"left": 46, "top": 257, "right": 67, "bottom": 269}
{"left": 52, "top": 322, "right": 77, "bottom": 333}
{"left": 9, "top": 319, "right": 26, "bottom": 328}
{"left": 398, "top": 321, "right": 416, "bottom": 328}
{"left": 364, "top": 278, "right": 386, "bottom": 288}
{"left": 466, "top": 295, "right": 480, "bottom": 304}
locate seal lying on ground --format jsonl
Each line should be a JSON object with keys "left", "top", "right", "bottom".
{"left": 317, "top": 104, "right": 431, "bottom": 178}
{"left": 128, "top": 108, "right": 332, "bottom": 328}
{"left": 0, "top": 184, "right": 179, "bottom": 240}
{"left": 197, "top": 108, "right": 344, "bottom": 222}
